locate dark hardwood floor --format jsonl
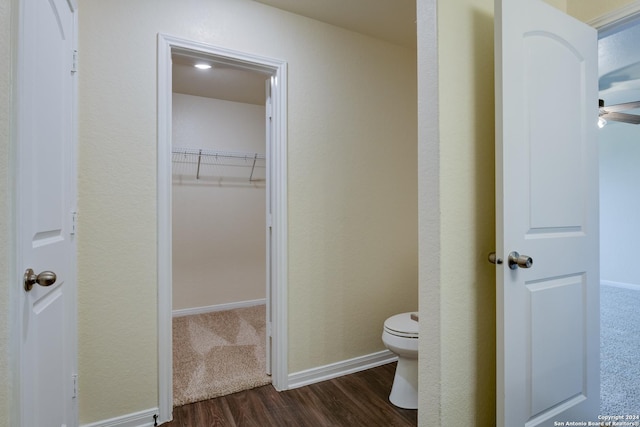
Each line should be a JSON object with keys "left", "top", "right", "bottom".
{"left": 164, "top": 362, "right": 417, "bottom": 426}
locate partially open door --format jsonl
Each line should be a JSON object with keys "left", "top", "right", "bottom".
{"left": 495, "top": 1, "right": 599, "bottom": 426}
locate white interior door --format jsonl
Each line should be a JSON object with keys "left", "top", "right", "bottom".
{"left": 17, "top": 0, "right": 78, "bottom": 425}
{"left": 495, "top": 1, "right": 599, "bottom": 426}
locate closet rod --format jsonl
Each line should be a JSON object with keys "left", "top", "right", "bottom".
{"left": 172, "top": 147, "right": 265, "bottom": 161}
{"left": 172, "top": 147, "right": 265, "bottom": 181}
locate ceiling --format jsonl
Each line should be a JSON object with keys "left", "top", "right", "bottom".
{"left": 172, "top": 0, "right": 416, "bottom": 105}
{"left": 599, "top": 19, "right": 640, "bottom": 108}
{"left": 597, "top": 18, "right": 640, "bottom": 127}
{"left": 174, "top": 1, "right": 640, "bottom": 121}
{"left": 254, "top": 0, "right": 416, "bottom": 49}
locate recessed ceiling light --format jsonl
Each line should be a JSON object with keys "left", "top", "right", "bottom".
{"left": 194, "top": 63, "right": 212, "bottom": 70}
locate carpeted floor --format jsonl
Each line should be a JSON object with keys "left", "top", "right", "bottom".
{"left": 172, "top": 304, "right": 271, "bottom": 407}
{"left": 600, "top": 284, "right": 640, "bottom": 416}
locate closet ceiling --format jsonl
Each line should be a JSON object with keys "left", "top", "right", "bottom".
{"left": 172, "top": 54, "right": 268, "bottom": 106}
{"left": 172, "top": 0, "right": 416, "bottom": 105}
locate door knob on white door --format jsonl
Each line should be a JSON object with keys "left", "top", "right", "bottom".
{"left": 508, "top": 252, "right": 533, "bottom": 270}
{"left": 24, "top": 268, "right": 57, "bottom": 291}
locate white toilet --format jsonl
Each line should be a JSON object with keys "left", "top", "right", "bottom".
{"left": 382, "top": 312, "right": 419, "bottom": 410}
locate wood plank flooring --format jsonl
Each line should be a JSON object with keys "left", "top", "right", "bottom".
{"left": 164, "top": 362, "right": 417, "bottom": 426}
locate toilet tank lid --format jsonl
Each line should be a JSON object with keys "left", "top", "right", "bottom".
{"left": 384, "top": 312, "right": 419, "bottom": 336}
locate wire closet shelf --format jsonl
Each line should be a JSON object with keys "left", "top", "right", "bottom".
{"left": 172, "top": 147, "right": 266, "bottom": 182}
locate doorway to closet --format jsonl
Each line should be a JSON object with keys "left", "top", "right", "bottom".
{"left": 157, "top": 35, "right": 288, "bottom": 422}
{"left": 170, "top": 49, "right": 270, "bottom": 407}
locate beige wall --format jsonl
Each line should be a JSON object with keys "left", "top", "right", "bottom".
{"left": 435, "top": 0, "right": 497, "bottom": 421}
{"left": 544, "top": 0, "right": 638, "bottom": 23}
{"left": 172, "top": 94, "right": 266, "bottom": 310}
{"left": 544, "top": 0, "right": 567, "bottom": 11}
{"left": 0, "top": 0, "right": 11, "bottom": 426}
{"left": 568, "top": 0, "right": 637, "bottom": 22}
{"left": 78, "top": 0, "right": 416, "bottom": 423}
{"left": 417, "top": 0, "right": 496, "bottom": 425}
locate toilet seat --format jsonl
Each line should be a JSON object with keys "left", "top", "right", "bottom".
{"left": 383, "top": 312, "right": 418, "bottom": 339}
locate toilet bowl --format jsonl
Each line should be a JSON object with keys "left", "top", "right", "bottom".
{"left": 382, "top": 312, "right": 418, "bottom": 410}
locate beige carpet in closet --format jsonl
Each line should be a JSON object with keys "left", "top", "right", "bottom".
{"left": 172, "top": 304, "right": 271, "bottom": 407}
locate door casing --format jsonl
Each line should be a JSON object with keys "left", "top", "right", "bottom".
{"left": 156, "top": 34, "right": 288, "bottom": 423}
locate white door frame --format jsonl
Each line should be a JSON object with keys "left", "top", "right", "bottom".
{"left": 156, "top": 34, "right": 288, "bottom": 423}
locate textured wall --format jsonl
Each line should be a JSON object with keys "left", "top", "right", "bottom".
{"left": 285, "top": 14, "right": 418, "bottom": 373}
{"left": 78, "top": 2, "right": 158, "bottom": 421}
{"left": 418, "top": 0, "right": 497, "bottom": 424}
{"left": 0, "top": 0, "right": 11, "bottom": 425}
{"left": 435, "top": 0, "right": 497, "bottom": 421}
{"left": 172, "top": 94, "right": 266, "bottom": 310}
{"left": 78, "top": 0, "right": 416, "bottom": 423}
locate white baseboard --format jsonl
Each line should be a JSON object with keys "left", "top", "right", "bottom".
{"left": 601, "top": 280, "right": 640, "bottom": 291}
{"left": 172, "top": 298, "right": 266, "bottom": 317}
{"left": 80, "top": 351, "right": 395, "bottom": 426}
{"left": 80, "top": 408, "right": 159, "bottom": 427}
{"left": 287, "top": 350, "right": 397, "bottom": 390}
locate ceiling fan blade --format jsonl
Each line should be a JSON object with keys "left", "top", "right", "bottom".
{"left": 603, "top": 100, "right": 640, "bottom": 113}
{"left": 602, "top": 112, "right": 640, "bottom": 125}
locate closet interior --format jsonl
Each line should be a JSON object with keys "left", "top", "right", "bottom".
{"left": 170, "top": 52, "right": 271, "bottom": 406}
{"left": 171, "top": 90, "right": 266, "bottom": 312}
